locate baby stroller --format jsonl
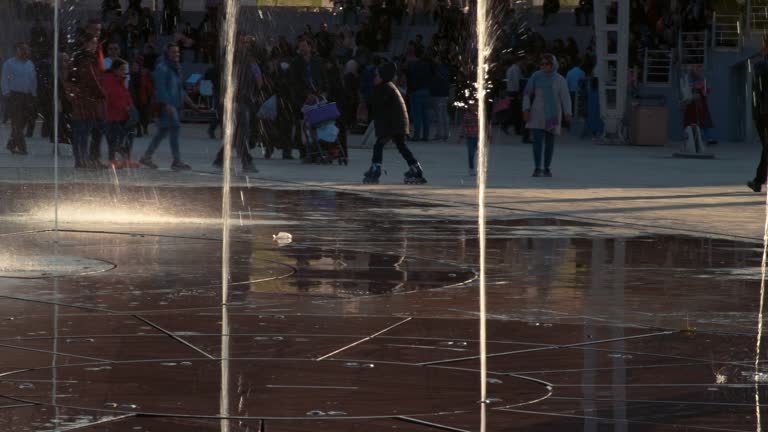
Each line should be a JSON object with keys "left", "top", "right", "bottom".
{"left": 301, "top": 96, "right": 346, "bottom": 165}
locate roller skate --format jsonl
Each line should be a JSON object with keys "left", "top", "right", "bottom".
{"left": 363, "top": 164, "right": 381, "bottom": 184}
{"left": 404, "top": 163, "right": 427, "bottom": 185}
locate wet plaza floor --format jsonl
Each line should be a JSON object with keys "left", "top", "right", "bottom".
{"left": 0, "top": 182, "right": 766, "bottom": 431}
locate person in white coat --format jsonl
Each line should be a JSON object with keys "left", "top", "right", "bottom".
{"left": 522, "top": 53, "right": 572, "bottom": 177}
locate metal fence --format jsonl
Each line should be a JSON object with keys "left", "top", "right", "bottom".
{"left": 711, "top": 12, "right": 741, "bottom": 50}
{"left": 643, "top": 50, "right": 673, "bottom": 85}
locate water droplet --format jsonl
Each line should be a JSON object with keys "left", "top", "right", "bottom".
{"left": 456, "top": 341, "right": 468, "bottom": 346}
{"left": 180, "top": 361, "right": 192, "bottom": 366}
{"left": 18, "top": 383, "right": 34, "bottom": 389}
{"left": 306, "top": 410, "right": 326, "bottom": 416}
{"left": 327, "top": 411, "right": 347, "bottom": 416}
{"left": 362, "top": 363, "right": 375, "bottom": 368}
{"left": 343, "top": 362, "right": 360, "bottom": 368}
{"left": 449, "top": 273, "right": 457, "bottom": 277}
{"left": 272, "top": 336, "right": 284, "bottom": 341}
{"left": 120, "top": 404, "right": 139, "bottom": 410}
{"left": 438, "top": 341, "right": 455, "bottom": 346}
{"left": 486, "top": 378, "right": 503, "bottom": 384}
{"left": 160, "top": 362, "right": 177, "bottom": 366}
{"left": 104, "top": 402, "right": 118, "bottom": 408}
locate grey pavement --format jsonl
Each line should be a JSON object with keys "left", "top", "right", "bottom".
{"left": 1, "top": 121, "right": 764, "bottom": 241}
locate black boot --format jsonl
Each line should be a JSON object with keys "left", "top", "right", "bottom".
{"left": 363, "top": 164, "right": 381, "bottom": 184}
{"left": 404, "top": 162, "right": 427, "bottom": 184}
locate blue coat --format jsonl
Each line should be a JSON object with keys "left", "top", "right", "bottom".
{"left": 153, "top": 57, "right": 185, "bottom": 128}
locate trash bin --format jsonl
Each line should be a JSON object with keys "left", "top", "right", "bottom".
{"left": 629, "top": 95, "right": 668, "bottom": 146}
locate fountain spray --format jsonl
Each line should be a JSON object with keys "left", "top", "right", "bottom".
{"left": 475, "top": 0, "right": 490, "bottom": 430}
{"left": 220, "top": 0, "right": 241, "bottom": 430}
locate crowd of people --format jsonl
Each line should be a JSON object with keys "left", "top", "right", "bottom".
{"left": 1, "top": 0, "right": 722, "bottom": 179}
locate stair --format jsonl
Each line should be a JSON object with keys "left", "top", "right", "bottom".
{"left": 679, "top": 31, "right": 707, "bottom": 68}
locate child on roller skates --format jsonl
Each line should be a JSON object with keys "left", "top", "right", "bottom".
{"left": 363, "top": 62, "right": 426, "bottom": 184}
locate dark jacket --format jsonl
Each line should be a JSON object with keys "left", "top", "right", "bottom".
{"left": 371, "top": 81, "right": 409, "bottom": 138}
{"left": 290, "top": 54, "right": 327, "bottom": 107}
{"left": 69, "top": 51, "right": 105, "bottom": 121}
{"left": 754, "top": 56, "right": 768, "bottom": 117}
{"left": 406, "top": 59, "right": 433, "bottom": 93}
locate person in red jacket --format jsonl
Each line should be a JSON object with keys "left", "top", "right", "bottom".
{"left": 103, "top": 58, "right": 140, "bottom": 168}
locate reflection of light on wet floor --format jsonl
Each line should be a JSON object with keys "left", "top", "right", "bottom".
{"left": 0, "top": 254, "right": 114, "bottom": 278}
{"left": 0, "top": 204, "right": 297, "bottom": 226}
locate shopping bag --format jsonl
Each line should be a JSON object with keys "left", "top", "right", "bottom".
{"left": 257, "top": 95, "right": 277, "bottom": 120}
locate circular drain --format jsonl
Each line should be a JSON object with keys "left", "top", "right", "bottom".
{"left": 0, "top": 359, "right": 550, "bottom": 418}
{"left": 0, "top": 255, "right": 115, "bottom": 279}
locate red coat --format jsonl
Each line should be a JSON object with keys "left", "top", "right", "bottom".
{"left": 103, "top": 72, "right": 133, "bottom": 122}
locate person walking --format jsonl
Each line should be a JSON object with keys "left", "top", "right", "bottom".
{"left": 1, "top": 42, "right": 37, "bottom": 155}
{"left": 749, "top": 38, "right": 768, "bottom": 192}
{"left": 139, "top": 43, "right": 200, "bottom": 171}
{"left": 363, "top": 62, "right": 426, "bottom": 184}
{"left": 522, "top": 53, "right": 572, "bottom": 177}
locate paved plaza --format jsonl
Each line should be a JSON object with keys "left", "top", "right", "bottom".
{"left": 0, "top": 123, "right": 767, "bottom": 431}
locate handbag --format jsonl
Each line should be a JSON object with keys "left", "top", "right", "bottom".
{"left": 492, "top": 96, "right": 512, "bottom": 114}
{"left": 303, "top": 101, "right": 341, "bottom": 126}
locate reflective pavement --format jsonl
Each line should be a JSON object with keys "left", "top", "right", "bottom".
{"left": 0, "top": 183, "right": 764, "bottom": 431}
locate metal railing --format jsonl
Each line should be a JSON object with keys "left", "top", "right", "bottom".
{"left": 751, "top": 3, "right": 768, "bottom": 33}
{"left": 679, "top": 31, "right": 708, "bottom": 67}
{"left": 711, "top": 12, "right": 742, "bottom": 50}
{"left": 643, "top": 49, "right": 673, "bottom": 85}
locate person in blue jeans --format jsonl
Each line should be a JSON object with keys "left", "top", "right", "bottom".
{"left": 406, "top": 47, "right": 433, "bottom": 141}
{"left": 522, "top": 54, "right": 572, "bottom": 177}
{"left": 140, "top": 43, "right": 200, "bottom": 171}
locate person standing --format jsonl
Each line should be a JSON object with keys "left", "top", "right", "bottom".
{"left": 749, "top": 38, "right": 768, "bottom": 192}
{"left": 290, "top": 38, "right": 327, "bottom": 161}
{"left": 1, "top": 42, "right": 36, "bottom": 155}
{"left": 460, "top": 102, "right": 479, "bottom": 177}
{"left": 502, "top": 56, "right": 523, "bottom": 136}
{"left": 522, "top": 53, "right": 572, "bottom": 177}
{"left": 363, "top": 62, "right": 426, "bottom": 184}
{"left": 139, "top": 43, "right": 199, "bottom": 170}
{"left": 212, "top": 45, "right": 259, "bottom": 172}
{"left": 103, "top": 58, "right": 139, "bottom": 168}
{"left": 69, "top": 34, "right": 106, "bottom": 168}
{"left": 565, "top": 59, "right": 585, "bottom": 118}
{"left": 430, "top": 56, "right": 450, "bottom": 141}
{"left": 405, "top": 46, "right": 432, "bottom": 142}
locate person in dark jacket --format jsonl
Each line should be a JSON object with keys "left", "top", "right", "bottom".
{"left": 68, "top": 35, "right": 105, "bottom": 168}
{"left": 406, "top": 47, "right": 433, "bottom": 141}
{"left": 290, "top": 38, "right": 327, "bottom": 159}
{"left": 363, "top": 62, "right": 426, "bottom": 184}
{"left": 749, "top": 37, "right": 768, "bottom": 192}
